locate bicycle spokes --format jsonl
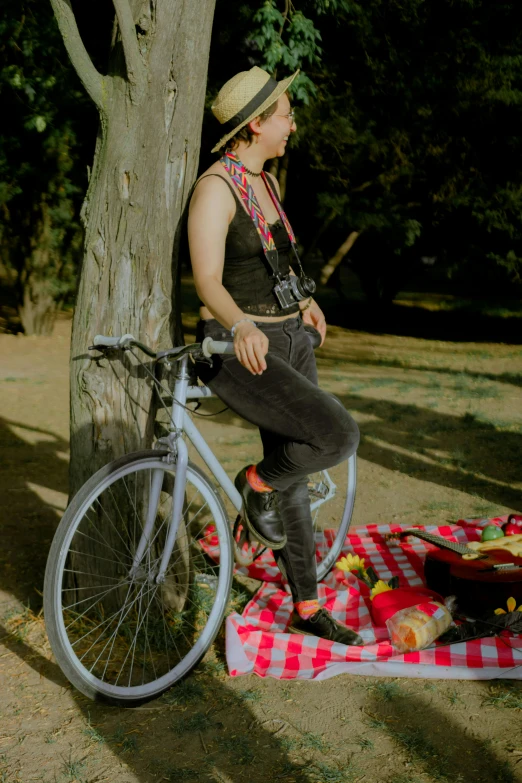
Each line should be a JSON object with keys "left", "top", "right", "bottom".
{"left": 60, "top": 466, "right": 222, "bottom": 689}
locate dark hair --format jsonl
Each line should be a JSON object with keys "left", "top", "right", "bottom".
{"left": 221, "top": 100, "right": 279, "bottom": 153}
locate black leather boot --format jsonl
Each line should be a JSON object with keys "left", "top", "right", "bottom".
{"left": 289, "top": 608, "right": 363, "bottom": 646}
{"left": 234, "top": 466, "right": 287, "bottom": 550}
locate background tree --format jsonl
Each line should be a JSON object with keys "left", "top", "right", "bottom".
{"left": 3, "top": 0, "right": 522, "bottom": 343}
{"left": 47, "top": 0, "right": 217, "bottom": 493}
{"left": 242, "top": 0, "right": 522, "bottom": 302}
{"left": 0, "top": 3, "right": 90, "bottom": 334}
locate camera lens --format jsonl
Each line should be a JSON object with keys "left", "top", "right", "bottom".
{"left": 301, "top": 276, "right": 316, "bottom": 295}
{"left": 288, "top": 275, "right": 317, "bottom": 300}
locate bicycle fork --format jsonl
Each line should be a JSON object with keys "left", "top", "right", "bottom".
{"left": 129, "top": 355, "right": 191, "bottom": 584}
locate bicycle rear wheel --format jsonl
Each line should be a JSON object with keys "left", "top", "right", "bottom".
{"left": 226, "top": 454, "right": 356, "bottom": 580}
{"left": 312, "top": 453, "right": 357, "bottom": 582}
{"left": 44, "top": 451, "right": 232, "bottom": 707}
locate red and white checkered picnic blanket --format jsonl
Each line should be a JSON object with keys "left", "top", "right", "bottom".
{"left": 224, "top": 516, "right": 522, "bottom": 680}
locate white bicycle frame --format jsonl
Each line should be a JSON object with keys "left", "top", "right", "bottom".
{"left": 127, "top": 346, "right": 336, "bottom": 584}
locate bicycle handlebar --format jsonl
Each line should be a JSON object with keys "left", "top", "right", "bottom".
{"left": 201, "top": 337, "right": 235, "bottom": 358}
{"left": 93, "top": 334, "right": 135, "bottom": 348}
{"left": 92, "top": 324, "right": 320, "bottom": 359}
{"left": 91, "top": 333, "right": 235, "bottom": 360}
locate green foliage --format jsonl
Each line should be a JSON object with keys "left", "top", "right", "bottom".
{"left": 4, "top": 0, "right": 522, "bottom": 326}
{"left": 0, "top": 2, "right": 92, "bottom": 332}
{"left": 249, "top": 0, "right": 522, "bottom": 299}
{"left": 252, "top": 1, "right": 324, "bottom": 102}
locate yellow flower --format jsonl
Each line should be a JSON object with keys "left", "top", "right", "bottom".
{"left": 494, "top": 596, "right": 522, "bottom": 615}
{"left": 370, "top": 580, "right": 393, "bottom": 600}
{"left": 336, "top": 554, "right": 366, "bottom": 574}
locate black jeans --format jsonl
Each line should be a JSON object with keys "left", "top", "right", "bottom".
{"left": 195, "top": 315, "right": 360, "bottom": 602}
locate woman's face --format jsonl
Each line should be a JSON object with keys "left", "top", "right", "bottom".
{"left": 255, "top": 93, "right": 297, "bottom": 157}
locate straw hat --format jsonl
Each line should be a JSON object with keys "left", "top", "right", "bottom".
{"left": 211, "top": 66, "right": 299, "bottom": 153}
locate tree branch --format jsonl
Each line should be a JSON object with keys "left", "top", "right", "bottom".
{"left": 49, "top": 0, "right": 108, "bottom": 113}
{"left": 320, "top": 231, "right": 360, "bottom": 285}
{"left": 112, "top": 0, "right": 145, "bottom": 91}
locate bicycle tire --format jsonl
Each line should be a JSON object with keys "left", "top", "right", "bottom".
{"left": 314, "top": 452, "right": 357, "bottom": 582}
{"left": 222, "top": 454, "right": 356, "bottom": 579}
{"left": 44, "top": 450, "right": 233, "bottom": 707}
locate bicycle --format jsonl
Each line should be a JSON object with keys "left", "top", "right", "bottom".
{"left": 44, "top": 331, "right": 356, "bottom": 706}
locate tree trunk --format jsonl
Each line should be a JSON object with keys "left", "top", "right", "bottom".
{"left": 18, "top": 200, "right": 56, "bottom": 336}
{"left": 319, "top": 230, "right": 360, "bottom": 285}
{"left": 51, "top": 0, "right": 216, "bottom": 494}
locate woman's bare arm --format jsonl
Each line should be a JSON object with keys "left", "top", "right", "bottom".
{"left": 188, "top": 175, "right": 268, "bottom": 374}
{"left": 188, "top": 176, "right": 245, "bottom": 330}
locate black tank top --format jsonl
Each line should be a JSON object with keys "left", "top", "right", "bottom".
{"left": 196, "top": 174, "right": 300, "bottom": 317}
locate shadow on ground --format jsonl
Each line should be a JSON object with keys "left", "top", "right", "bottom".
{"left": 0, "top": 417, "right": 320, "bottom": 782}
{"left": 1, "top": 403, "right": 521, "bottom": 779}
{"left": 366, "top": 689, "right": 520, "bottom": 782}
{"left": 0, "top": 625, "right": 325, "bottom": 782}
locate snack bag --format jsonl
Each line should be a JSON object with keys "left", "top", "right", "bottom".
{"left": 386, "top": 601, "right": 452, "bottom": 653}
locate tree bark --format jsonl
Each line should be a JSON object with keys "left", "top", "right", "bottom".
{"left": 49, "top": 0, "right": 217, "bottom": 494}
{"left": 18, "top": 200, "right": 57, "bottom": 336}
{"left": 319, "top": 231, "right": 360, "bottom": 285}
{"left": 16, "top": 198, "right": 77, "bottom": 336}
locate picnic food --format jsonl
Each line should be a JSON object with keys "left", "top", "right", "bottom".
{"left": 503, "top": 515, "right": 522, "bottom": 536}
{"left": 463, "top": 533, "right": 522, "bottom": 558}
{"left": 481, "top": 525, "right": 505, "bottom": 542}
{"left": 386, "top": 601, "right": 452, "bottom": 653}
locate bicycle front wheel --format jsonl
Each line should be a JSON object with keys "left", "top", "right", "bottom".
{"left": 312, "top": 453, "right": 357, "bottom": 582}
{"left": 44, "top": 451, "right": 233, "bottom": 707}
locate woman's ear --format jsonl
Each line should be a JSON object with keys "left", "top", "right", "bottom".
{"left": 248, "top": 116, "right": 263, "bottom": 139}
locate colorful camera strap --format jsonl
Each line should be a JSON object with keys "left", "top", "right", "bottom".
{"left": 220, "top": 151, "right": 299, "bottom": 277}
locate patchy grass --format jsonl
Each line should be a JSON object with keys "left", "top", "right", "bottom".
{"left": 447, "top": 689, "right": 464, "bottom": 706}
{"left": 312, "top": 760, "right": 359, "bottom": 782}
{"left": 60, "top": 754, "right": 86, "bottom": 781}
{"left": 300, "top": 732, "right": 330, "bottom": 753}
{"left": 235, "top": 688, "right": 262, "bottom": 704}
{"left": 217, "top": 735, "right": 255, "bottom": 764}
{"left": 172, "top": 712, "right": 213, "bottom": 734}
{"left": 162, "top": 676, "right": 206, "bottom": 705}
{"left": 1, "top": 312, "right": 522, "bottom": 783}
{"left": 483, "top": 684, "right": 522, "bottom": 710}
{"left": 371, "top": 681, "right": 403, "bottom": 701}
{"left": 83, "top": 720, "right": 105, "bottom": 745}
{"left": 197, "top": 656, "right": 227, "bottom": 677}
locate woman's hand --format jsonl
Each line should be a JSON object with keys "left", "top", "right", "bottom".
{"left": 233, "top": 321, "right": 269, "bottom": 375}
{"left": 301, "top": 300, "right": 327, "bottom": 347}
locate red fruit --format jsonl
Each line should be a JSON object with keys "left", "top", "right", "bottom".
{"left": 503, "top": 521, "right": 522, "bottom": 536}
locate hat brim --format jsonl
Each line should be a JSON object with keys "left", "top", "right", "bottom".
{"left": 211, "top": 70, "right": 300, "bottom": 154}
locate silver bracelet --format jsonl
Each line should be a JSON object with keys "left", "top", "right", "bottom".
{"left": 230, "top": 318, "right": 255, "bottom": 337}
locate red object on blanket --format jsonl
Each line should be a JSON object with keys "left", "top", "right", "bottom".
{"left": 503, "top": 514, "right": 522, "bottom": 535}
{"left": 370, "top": 585, "right": 445, "bottom": 626}
{"left": 225, "top": 517, "right": 522, "bottom": 680}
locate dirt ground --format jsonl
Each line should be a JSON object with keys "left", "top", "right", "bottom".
{"left": 1, "top": 286, "right": 522, "bottom": 783}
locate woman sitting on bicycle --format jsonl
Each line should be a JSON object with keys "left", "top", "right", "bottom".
{"left": 188, "top": 66, "right": 362, "bottom": 646}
